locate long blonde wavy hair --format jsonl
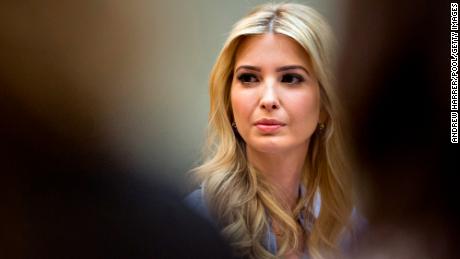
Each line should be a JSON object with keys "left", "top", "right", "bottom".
{"left": 192, "top": 3, "right": 353, "bottom": 259}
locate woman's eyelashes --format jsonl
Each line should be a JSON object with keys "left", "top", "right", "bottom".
{"left": 237, "top": 73, "right": 259, "bottom": 84}
{"left": 281, "top": 73, "right": 305, "bottom": 84}
{"left": 236, "top": 72, "right": 305, "bottom": 85}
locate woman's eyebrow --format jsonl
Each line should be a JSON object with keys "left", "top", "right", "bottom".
{"left": 276, "top": 65, "right": 309, "bottom": 75}
{"left": 234, "top": 65, "right": 310, "bottom": 75}
{"left": 235, "top": 65, "right": 261, "bottom": 73}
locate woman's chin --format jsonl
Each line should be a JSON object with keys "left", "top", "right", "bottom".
{"left": 247, "top": 138, "right": 291, "bottom": 154}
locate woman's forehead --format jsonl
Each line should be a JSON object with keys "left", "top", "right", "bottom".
{"left": 234, "top": 33, "right": 312, "bottom": 70}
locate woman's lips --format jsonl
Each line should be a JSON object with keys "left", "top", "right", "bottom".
{"left": 254, "top": 119, "right": 285, "bottom": 133}
{"left": 255, "top": 124, "right": 284, "bottom": 133}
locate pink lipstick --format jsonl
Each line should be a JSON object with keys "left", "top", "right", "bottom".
{"left": 254, "top": 118, "right": 285, "bottom": 133}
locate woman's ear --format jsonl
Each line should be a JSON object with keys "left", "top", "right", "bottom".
{"left": 319, "top": 108, "right": 328, "bottom": 124}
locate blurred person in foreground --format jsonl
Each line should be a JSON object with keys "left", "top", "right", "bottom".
{"left": 338, "top": 0, "right": 458, "bottom": 258}
{"left": 0, "top": 1, "right": 235, "bottom": 258}
{"left": 186, "top": 3, "right": 366, "bottom": 259}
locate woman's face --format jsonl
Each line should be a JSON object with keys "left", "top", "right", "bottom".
{"left": 230, "top": 33, "right": 321, "bottom": 154}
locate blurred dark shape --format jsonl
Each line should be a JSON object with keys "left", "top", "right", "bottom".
{"left": 0, "top": 118, "right": 234, "bottom": 258}
{"left": 338, "top": 0, "right": 458, "bottom": 258}
{"left": 0, "top": 1, "right": 234, "bottom": 258}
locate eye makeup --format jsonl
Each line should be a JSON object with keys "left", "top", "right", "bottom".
{"left": 280, "top": 73, "right": 305, "bottom": 85}
{"left": 234, "top": 65, "right": 311, "bottom": 86}
{"left": 237, "top": 73, "right": 259, "bottom": 84}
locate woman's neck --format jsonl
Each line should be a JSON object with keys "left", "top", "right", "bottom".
{"left": 246, "top": 142, "right": 309, "bottom": 210}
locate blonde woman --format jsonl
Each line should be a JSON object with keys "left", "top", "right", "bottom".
{"left": 186, "top": 3, "right": 363, "bottom": 259}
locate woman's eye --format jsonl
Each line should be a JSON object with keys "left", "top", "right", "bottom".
{"left": 237, "top": 73, "right": 259, "bottom": 84}
{"left": 281, "top": 74, "right": 304, "bottom": 84}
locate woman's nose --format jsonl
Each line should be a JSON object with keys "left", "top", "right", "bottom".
{"left": 259, "top": 79, "right": 280, "bottom": 112}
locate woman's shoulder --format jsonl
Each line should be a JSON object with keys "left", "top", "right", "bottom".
{"left": 184, "top": 187, "right": 216, "bottom": 225}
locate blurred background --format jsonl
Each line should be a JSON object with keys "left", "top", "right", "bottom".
{"left": 2, "top": 0, "right": 457, "bottom": 258}
{"left": 0, "top": 0, "right": 340, "bottom": 193}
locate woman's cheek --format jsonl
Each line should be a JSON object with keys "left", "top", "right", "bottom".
{"left": 289, "top": 90, "right": 317, "bottom": 113}
{"left": 231, "top": 90, "right": 252, "bottom": 130}
{"left": 288, "top": 92, "right": 320, "bottom": 134}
